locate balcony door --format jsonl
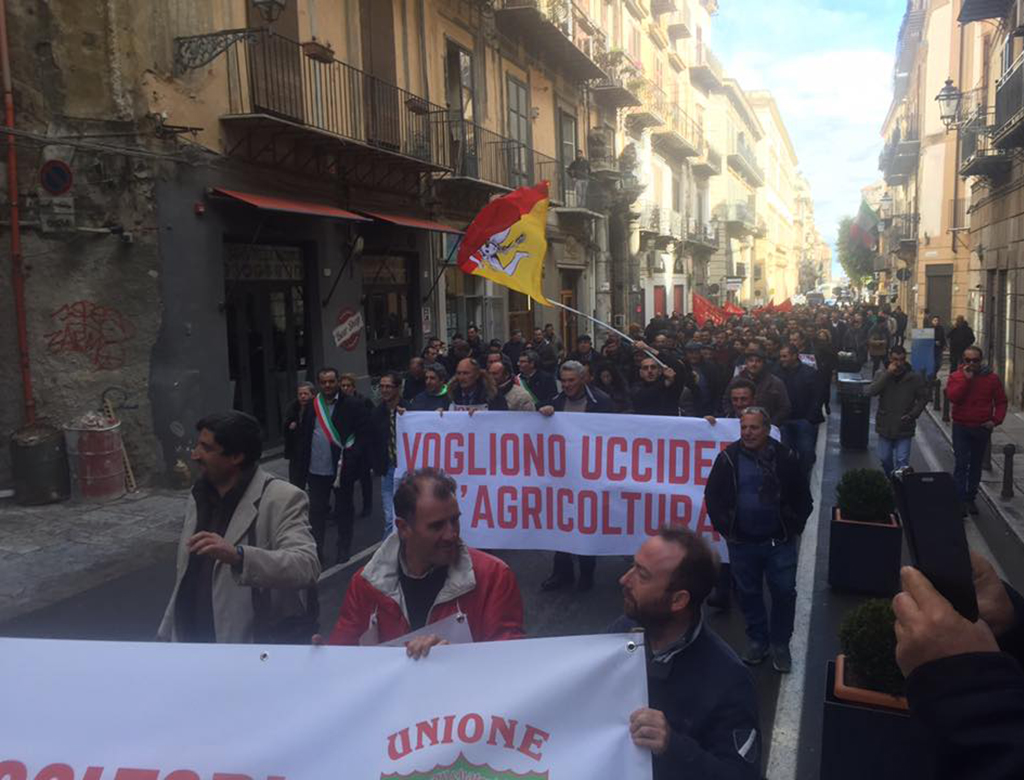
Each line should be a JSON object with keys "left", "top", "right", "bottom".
{"left": 446, "top": 42, "right": 478, "bottom": 178}
{"left": 360, "top": 0, "right": 400, "bottom": 151}
{"left": 245, "top": 2, "right": 304, "bottom": 122}
{"left": 558, "top": 110, "right": 578, "bottom": 205}
{"left": 507, "top": 76, "right": 532, "bottom": 189}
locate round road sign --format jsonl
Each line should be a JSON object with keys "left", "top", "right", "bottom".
{"left": 40, "top": 160, "right": 73, "bottom": 196}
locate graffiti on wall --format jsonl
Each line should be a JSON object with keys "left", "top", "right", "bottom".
{"left": 45, "top": 300, "right": 137, "bottom": 370}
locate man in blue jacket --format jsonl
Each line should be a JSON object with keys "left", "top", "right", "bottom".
{"left": 704, "top": 407, "right": 813, "bottom": 672}
{"left": 773, "top": 344, "right": 820, "bottom": 475}
{"left": 612, "top": 527, "right": 762, "bottom": 780}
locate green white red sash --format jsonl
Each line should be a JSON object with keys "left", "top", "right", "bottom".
{"left": 315, "top": 393, "right": 355, "bottom": 449}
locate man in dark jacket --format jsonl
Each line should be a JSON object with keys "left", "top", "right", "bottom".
{"left": 630, "top": 356, "right": 679, "bottom": 416}
{"left": 893, "top": 554, "right": 1024, "bottom": 780}
{"left": 612, "top": 528, "right": 761, "bottom": 780}
{"left": 294, "top": 367, "right": 371, "bottom": 565}
{"left": 773, "top": 345, "right": 820, "bottom": 475}
{"left": 448, "top": 358, "right": 509, "bottom": 410}
{"left": 567, "top": 334, "right": 599, "bottom": 368}
{"left": 704, "top": 408, "right": 813, "bottom": 672}
{"left": 529, "top": 327, "right": 559, "bottom": 374}
{"left": 538, "top": 360, "right": 614, "bottom": 591}
{"left": 947, "top": 316, "right": 975, "bottom": 374}
{"left": 678, "top": 342, "right": 722, "bottom": 418}
{"left": 893, "top": 306, "right": 908, "bottom": 347}
{"left": 371, "top": 372, "right": 404, "bottom": 538}
{"left": 517, "top": 349, "right": 558, "bottom": 407}
{"left": 501, "top": 328, "right": 526, "bottom": 367}
{"left": 946, "top": 346, "right": 1008, "bottom": 516}
{"left": 730, "top": 345, "right": 791, "bottom": 424}
{"left": 866, "top": 345, "right": 929, "bottom": 476}
{"left": 408, "top": 363, "right": 450, "bottom": 412}
{"left": 402, "top": 357, "right": 427, "bottom": 403}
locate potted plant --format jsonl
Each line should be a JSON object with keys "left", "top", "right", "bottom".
{"left": 820, "top": 600, "right": 936, "bottom": 780}
{"left": 828, "top": 468, "right": 902, "bottom": 596}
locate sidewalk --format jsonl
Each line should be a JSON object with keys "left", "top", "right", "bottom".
{"left": 0, "top": 458, "right": 291, "bottom": 624}
{"left": 925, "top": 365, "right": 1024, "bottom": 545}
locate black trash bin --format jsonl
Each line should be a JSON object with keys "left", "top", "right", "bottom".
{"left": 838, "top": 374, "right": 871, "bottom": 450}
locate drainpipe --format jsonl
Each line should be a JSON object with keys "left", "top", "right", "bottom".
{"left": 0, "top": 0, "right": 34, "bottom": 426}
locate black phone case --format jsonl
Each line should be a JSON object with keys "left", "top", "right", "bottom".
{"left": 893, "top": 471, "right": 979, "bottom": 621}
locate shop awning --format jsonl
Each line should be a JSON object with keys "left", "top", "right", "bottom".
{"left": 361, "top": 210, "right": 464, "bottom": 234}
{"left": 212, "top": 188, "right": 371, "bottom": 221}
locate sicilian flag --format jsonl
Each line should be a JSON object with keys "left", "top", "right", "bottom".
{"left": 692, "top": 292, "right": 726, "bottom": 327}
{"left": 850, "top": 199, "right": 880, "bottom": 250}
{"left": 458, "top": 182, "right": 551, "bottom": 305}
{"left": 314, "top": 394, "right": 354, "bottom": 450}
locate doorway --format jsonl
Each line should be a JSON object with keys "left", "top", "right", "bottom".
{"left": 224, "top": 244, "right": 310, "bottom": 444}
{"left": 559, "top": 269, "right": 581, "bottom": 350}
{"left": 363, "top": 254, "right": 419, "bottom": 375}
{"left": 925, "top": 264, "right": 953, "bottom": 329}
{"left": 507, "top": 76, "right": 532, "bottom": 188}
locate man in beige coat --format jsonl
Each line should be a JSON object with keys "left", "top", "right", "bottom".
{"left": 158, "top": 411, "right": 320, "bottom": 643}
{"left": 488, "top": 358, "right": 536, "bottom": 412}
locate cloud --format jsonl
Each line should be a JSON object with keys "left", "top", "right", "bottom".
{"left": 712, "top": 1, "right": 902, "bottom": 279}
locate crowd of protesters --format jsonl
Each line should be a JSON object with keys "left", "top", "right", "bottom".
{"left": 161, "top": 299, "right": 1019, "bottom": 780}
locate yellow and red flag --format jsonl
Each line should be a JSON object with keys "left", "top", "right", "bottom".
{"left": 457, "top": 182, "right": 551, "bottom": 305}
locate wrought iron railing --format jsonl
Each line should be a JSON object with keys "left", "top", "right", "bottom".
{"left": 694, "top": 42, "right": 723, "bottom": 81}
{"left": 639, "top": 201, "right": 662, "bottom": 233}
{"left": 497, "top": 0, "right": 607, "bottom": 64}
{"left": 687, "top": 219, "right": 719, "bottom": 248}
{"left": 730, "top": 133, "right": 764, "bottom": 182}
{"left": 224, "top": 29, "right": 450, "bottom": 167}
{"left": 996, "top": 53, "right": 1024, "bottom": 137}
{"left": 629, "top": 77, "right": 669, "bottom": 121}
{"left": 659, "top": 104, "right": 703, "bottom": 150}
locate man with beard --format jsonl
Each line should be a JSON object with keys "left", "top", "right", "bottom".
{"left": 630, "top": 357, "right": 679, "bottom": 416}
{"left": 611, "top": 528, "right": 761, "bottom": 779}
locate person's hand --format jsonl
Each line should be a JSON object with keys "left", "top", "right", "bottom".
{"left": 971, "top": 552, "right": 1016, "bottom": 637}
{"left": 888, "top": 361, "right": 901, "bottom": 375}
{"left": 629, "top": 708, "right": 670, "bottom": 755}
{"left": 539, "top": 406, "right": 555, "bottom": 417}
{"left": 900, "top": 414, "right": 913, "bottom": 423}
{"left": 188, "top": 532, "right": 241, "bottom": 566}
{"left": 467, "top": 408, "right": 477, "bottom": 417}
{"left": 892, "top": 566, "right": 998, "bottom": 677}
{"left": 397, "top": 407, "right": 406, "bottom": 415}
{"left": 311, "top": 633, "right": 327, "bottom": 646}
{"left": 963, "top": 363, "right": 976, "bottom": 377}
{"left": 288, "top": 421, "right": 298, "bottom": 430}
{"left": 438, "top": 409, "right": 445, "bottom": 417}
{"left": 634, "top": 340, "right": 650, "bottom": 352}
{"left": 982, "top": 420, "right": 995, "bottom": 430}
{"left": 406, "top": 635, "right": 448, "bottom": 660}
{"left": 704, "top": 416, "right": 717, "bottom": 426}
{"left": 663, "top": 367, "right": 676, "bottom": 384}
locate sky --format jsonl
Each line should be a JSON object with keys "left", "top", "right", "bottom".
{"left": 712, "top": 0, "right": 905, "bottom": 281}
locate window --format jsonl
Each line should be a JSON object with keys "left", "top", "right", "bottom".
{"left": 754, "top": 265, "right": 762, "bottom": 281}
{"left": 654, "top": 285, "right": 667, "bottom": 317}
{"left": 672, "top": 174, "right": 681, "bottom": 214}
{"left": 628, "top": 22, "right": 642, "bottom": 63}
{"left": 1002, "top": 35, "right": 1014, "bottom": 76}
{"left": 559, "top": 110, "right": 578, "bottom": 204}
{"left": 446, "top": 41, "right": 476, "bottom": 176}
{"left": 507, "top": 76, "right": 532, "bottom": 188}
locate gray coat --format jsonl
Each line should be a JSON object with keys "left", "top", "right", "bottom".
{"left": 158, "top": 467, "right": 320, "bottom": 643}
{"left": 867, "top": 367, "right": 929, "bottom": 439}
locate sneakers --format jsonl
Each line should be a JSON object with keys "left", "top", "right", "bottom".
{"left": 741, "top": 642, "right": 770, "bottom": 666}
{"left": 771, "top": 645, "right": 793, "bottom": 673}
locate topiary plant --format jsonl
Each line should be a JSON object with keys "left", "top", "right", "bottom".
{"left": 838, "top": 599, "right": 905, "bottom": 697}
{"left": 835, "top": 468, "right": 895, "bottom": 523}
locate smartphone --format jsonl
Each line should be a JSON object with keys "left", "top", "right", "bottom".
{"left": 892, "top": 470, "right": 979, "bottom": 621}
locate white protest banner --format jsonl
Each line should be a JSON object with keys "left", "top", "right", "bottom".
{"left": 396, "top": 412, "right": 775, "bottom": 559}
{"left": 1, "top": 633, "right": 650, "bottom": 780}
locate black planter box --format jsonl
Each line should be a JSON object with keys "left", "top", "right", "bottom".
{"left": 828, "top": 507, "right": 902, "bottom": 596}
{"left": 821, "top": 661, "right": 935, "bottom": 780}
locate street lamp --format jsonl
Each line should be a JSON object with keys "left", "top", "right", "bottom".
{"left": 879, "top": 191, "right": 893, "bottom": 224}
{"left": 252, "top": 0, "right": 287, "bottom": 22}
{"left": 936, "top": 78, "right": 962, "bottom": 132}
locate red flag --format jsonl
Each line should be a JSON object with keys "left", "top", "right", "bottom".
{"left": 776, "top": 298, "right": 793, "bottom": 313}
{"left": 723, "top": 301, "right": 745, "bottom": 318}
{"left": 692, "top": 293, "right": 726, "bottom": 327}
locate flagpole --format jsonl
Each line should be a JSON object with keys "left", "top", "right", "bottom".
{"left": 549, "top": 301, "right": 668, "bottom": 369}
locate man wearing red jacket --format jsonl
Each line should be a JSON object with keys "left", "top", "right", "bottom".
{"left": 329, "top": 468, "right": 524, "bottom": 651}
{"left": 945, "top": 345, "right": 1008, "bottom": 517}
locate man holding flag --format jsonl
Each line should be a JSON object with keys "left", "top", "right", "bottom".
{"left": 295, "top": 367, "right": 370, "bottom": 565}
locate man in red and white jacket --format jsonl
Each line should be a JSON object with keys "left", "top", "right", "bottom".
{"left": 328, "top": 468, "right": 524, "bottom": 653}
{"left": 945, "top": 345, "right": 1008, "bottom": 517}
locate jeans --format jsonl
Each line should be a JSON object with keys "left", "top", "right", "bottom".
{"left": 381, "top": 466, "right": 397, "bottom": 539}
{"left": 728, "top": 538, "right": 798, "bottom": 648}
{"left": 307, "top": 473, "right": 355, "bottom": 563}
{"left": 781, "top": 419, "right": 817, "bottom": 475}
{"left": 952, "top": 423, "right": 991, "bottom": 502}
{"left": 877, "top": 435, "right": 913, "bottom": 477}
{"left": 573, "top": 178, "right": 589, "bottom": 208}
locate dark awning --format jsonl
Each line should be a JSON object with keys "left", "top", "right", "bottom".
{"left": 361, "top": 210, "right": 464, "bottom": 234}
{"left": 958, "top": 0, "right": 1011, "bottom": 24}
{"left": 212, "top": 188, "right": 371, "bottom": 221}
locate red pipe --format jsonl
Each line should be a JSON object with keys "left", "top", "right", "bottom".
{"left": 0, "top": 0, "right": 34, "bottom": 425}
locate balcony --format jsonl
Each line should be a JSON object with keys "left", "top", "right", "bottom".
{"left": 494, "top": 0, "right": 607, "bottom": 81}
{"left": 652, "top": 105, "right": 702, "bottom": 159}
{"left": 439, "top": 119, "right": 565, "bottom": 205}
{"left": 691, "top": 43, "right": 724, "bottom": 91}
{"left": 592, "top": 49, "right": 644, "bottom": 108}
{"left": 627, "top": 78, "right": 669, "bottom": 130}
{"left": 587, "top": 126, "right": 621, "bottom": 181}
{"left": 667, "top": 6, "right": 692, "bottom": 39}
{"left": 651, "top": 0, "right": 678, "bottom": 14}
{"left": 728, "top": 134, "right": 765, "bottom": 186}
{"left": 686, "top": 219, "right": 719, "bottom": 252}
{"left": 878, "top": 122, "right": 920, "bottom": 185}
{"left": 714, "top": 198, "right": 757, "bottom": 235}
{"left": 624, "top": 0, "right": 649, "bottom": 20}
{"left": 691, "top": 141, "right": 722, "bottom": 177}
{"left": 883, "top": 213, "right": 919, "bottom": 258}
{"left": 960, "top": 107, "right": 1012, "bottom": 179}
{"left": 639, "top": 201, "right": 663, "bottom": 235}
{"left": 994, "top": 53, "right": 1024, "bottom": 150}
{"left": 220, "top": 30, "right": 450, "bottom": 184}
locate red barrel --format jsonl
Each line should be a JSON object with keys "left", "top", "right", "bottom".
{"left": 64, "top": 422, "right": 126, "bottom": 502}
